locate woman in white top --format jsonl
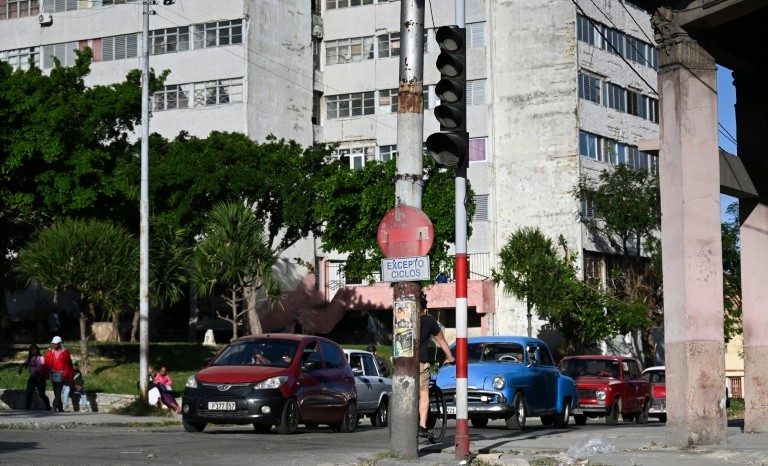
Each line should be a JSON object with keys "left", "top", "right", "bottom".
{"left": 18, "top": 344, "right": 51, "bottom": 410}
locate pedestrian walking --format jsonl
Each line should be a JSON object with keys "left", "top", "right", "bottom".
{"left": 18, "top": 344, "right": 51, "bottom": 411}
{"left": 43, "top": 336, "right": 74, "bottom": 412}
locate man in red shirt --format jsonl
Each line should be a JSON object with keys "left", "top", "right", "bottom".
{"left": 44, "top": 336, "right": 74, "bottom": 412}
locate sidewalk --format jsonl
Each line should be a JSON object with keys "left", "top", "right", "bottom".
{"left": 1, "top": 409, "right": 766, "bottom": 466}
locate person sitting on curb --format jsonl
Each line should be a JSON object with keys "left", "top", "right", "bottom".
{"left": 154, "top": 366, "right": 181, "bottom": 414}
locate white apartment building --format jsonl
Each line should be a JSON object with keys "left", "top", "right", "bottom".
{"left": 1, "top": 0, "right": 659, "bottom": 344}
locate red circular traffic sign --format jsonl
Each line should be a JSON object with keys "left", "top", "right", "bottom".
{"left": 377, "top": 205, "right": 434, "bottom": 258}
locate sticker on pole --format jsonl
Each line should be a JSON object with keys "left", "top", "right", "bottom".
{"left": 381, "top": 255, "right": 430, "bottom": 283}
{"left": 376, "top": 205, "right": 434, "bottom": 258}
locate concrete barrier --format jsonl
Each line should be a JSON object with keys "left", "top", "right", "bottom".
{"left": 0, "top": 389, "right": 135, "bottom": 413}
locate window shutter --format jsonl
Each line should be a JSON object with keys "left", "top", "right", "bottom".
{"left": 102, "top": 36, "right": 114, "bottom": 61}
{"left": 473, "top": 195, "right": 489, "bottom": 221}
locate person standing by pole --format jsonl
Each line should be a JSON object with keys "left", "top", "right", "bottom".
{"left": 418, "top": 295, "right": 455, "bottom": 437}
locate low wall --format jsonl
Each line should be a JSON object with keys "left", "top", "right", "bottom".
{"left": 0, "top": 389, "right": 135, "bottom": 413}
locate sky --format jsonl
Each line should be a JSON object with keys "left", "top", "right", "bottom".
{"left": 717, "top": 65, "right": 738, "bottom": 222}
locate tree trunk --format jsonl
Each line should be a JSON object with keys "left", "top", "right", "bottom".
{"left": 526, "top": 302, "right": 533, "bottom": 337}
{"left": 79, "top": 301, "right": 93, "bottom": 375}
{"left": 131, "top": 307, "right": 139, "bottom": 342}
{"left": 230, "top": 289, "right": 239, "bottom": 341}
{"left": 108, "top": 311, "right": 121, "bottom": 342}
{"left": 245, "top": 285, "right": 263, "bottom": 336}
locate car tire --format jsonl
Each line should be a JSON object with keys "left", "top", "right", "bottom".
{"left": 253, "top": 423, "right": 272, "bottom": 433}
{"left": 659, "top": 414, "right": 667, "bottom": 423}
{"left": 371, "top": 398, "right": 389, "bottom": 427}
{"left": 606, "top": 399, "right": 620, "bottom": 426}
{"left": 182, "top": 419, "right": 206, "bottom": 433}
{"left": 636, "top": 399, "right": 650, "bottom": 424}
{"left": 471, "top": 418, "right": 489, "bottom": 428}
{"left": 334, "top": 401, "right": 358, "bottom": 433}
{"left": 505, "top": 392, "right": 526, "bottom": 430}
{"left": 574, "top": 414, "right": 588, "bottom": 425}
{"left": 553, "top": 399, "right": 571, "bottom": 428}
{"left": 276, "top": 398, "right": 299, "bottom": 435}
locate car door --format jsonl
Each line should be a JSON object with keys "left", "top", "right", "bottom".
{"left": 348, "top": 352, "right": 374, "bottom": 412}
{"left": 524, "top": 344, "right": 549, "bottom": 415}
{"left": 535, "top": 345, "right": 560, "bottom": 415}
{"left": 319, "top": 341, "right": 354, "bottom": 419}
{"left": 296, "top": 340, "right": 327, "bottom": 420}
{"left": 625, "top": 359, "right": 646, "bottom": 412}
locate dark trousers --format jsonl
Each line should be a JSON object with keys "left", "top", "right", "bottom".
{"left": 25, "top": 376, "right": 51, "bottom": 410}
{"left": 51, "top": 380, "right": 65, "bottom": 411}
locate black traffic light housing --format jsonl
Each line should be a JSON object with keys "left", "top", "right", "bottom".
{"left": 426, "top": 26, "right": 468, "bottom": 169}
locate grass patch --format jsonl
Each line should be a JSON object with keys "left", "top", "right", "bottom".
{"left": 111, "top": 399, "right": 177, "bottom": 417}
{"left": 727, "top": 398, "right": 745, "bottom": 419}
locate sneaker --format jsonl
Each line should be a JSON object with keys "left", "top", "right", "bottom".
{"left": 418, "top": 426, "right": 432, "bottom": 438}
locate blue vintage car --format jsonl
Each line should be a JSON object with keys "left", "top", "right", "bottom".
{"left": 434, "top": 336, "right": 578, "bottom": 429}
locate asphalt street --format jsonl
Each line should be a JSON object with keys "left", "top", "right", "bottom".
{"left": 0, "top": 410, "right": 767, "bottom": 465}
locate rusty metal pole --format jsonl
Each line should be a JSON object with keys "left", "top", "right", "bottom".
{"left": 390, "top": 0, "right": 425, "bottom": 459}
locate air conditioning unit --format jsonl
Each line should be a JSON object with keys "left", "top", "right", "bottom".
{"left": 38, "top": 13, "right": 53, "bottom": 26}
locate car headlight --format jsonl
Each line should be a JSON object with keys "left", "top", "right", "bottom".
{"left": 596, "top": 389, "right": 606, "bottom": 401}
{"left": 254, "top": 376, "right": 288, "bottom": 389}
{"left": 492, "top": 376, "right": 506, "bottom": 390}
{"left": 186, "top": 375, "right": 198, "bottom": 389}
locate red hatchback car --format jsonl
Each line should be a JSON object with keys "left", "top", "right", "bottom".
{"left": 558, "top": 355, "right": 651, "bottom": 425}
{"left": 182, "top": 334, "right": 357, "bottom": 434}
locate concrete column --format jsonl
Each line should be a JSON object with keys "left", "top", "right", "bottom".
{"left": 733, "top": 70, "right": 768, "bottom": 433}
{"left": 652, "top": 7, "right": 726, "bottom": 446}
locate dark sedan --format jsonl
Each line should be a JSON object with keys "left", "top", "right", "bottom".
{"left": 181, "top": 334, "right": 358, "bottom": 434}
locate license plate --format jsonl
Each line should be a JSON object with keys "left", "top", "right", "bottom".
{"left": 447, "top": 406, "right": 456, "bottom": 415}
{"left": 572, "top": 408, "right": 583, "bottom": 415}
{"left": 208, "top": 401, "right": 236, "bottom": 410}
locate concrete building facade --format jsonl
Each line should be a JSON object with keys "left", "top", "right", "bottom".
{"left": 1, "top": 0, "right": 659, "bottom": 347}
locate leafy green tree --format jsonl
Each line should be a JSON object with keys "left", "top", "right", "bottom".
{"left": 15, "top": 219, "right": 138, "bottom": 374}
{"left": 575, "top": 164, "right": 662, "bottom": 366}
{"left": 722, "top": 202, "right": 742, "bottom": 343}
{"left": 148, "top": 132, "right": 338, "bottom": 254}
{"left": 315, "top": 156, "right": 473, "bottom": 281}
{"left": 492, "top": 227, "right": 573, "bottom": 337}
{"left": 191, "top": 201, "right": 282, "bottom": 340}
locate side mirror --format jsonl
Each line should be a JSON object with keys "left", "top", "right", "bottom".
{"left": 302, "top": 360, "right": 320, "bottom": 372}
{"left": 203, "top": 358, "right": 212, "bottom": 367}
{"left": 353, "top": 368, "right": 363, "bottom": 376}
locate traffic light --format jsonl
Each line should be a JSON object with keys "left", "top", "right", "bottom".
{"left": 426, "top": 26, "right": 468, "bottom": 169}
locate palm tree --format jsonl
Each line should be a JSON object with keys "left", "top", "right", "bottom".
{"left": 191, "top": 201, "right": 282, "bottom": 341}
{"left": 16, "top": 218, "right": 138, "bottom": 374}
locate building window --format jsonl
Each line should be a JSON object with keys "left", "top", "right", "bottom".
{"left": 583, "top": 253, "right": 602, "bottom": 284}
{"left": 581, "top": 199, "right": 595, "bottom": 219}
{"left": 153, "top": 84, "right": 190, "bottom": 111}
{"left": 0, "top": 46, "right": 40, "bottom": 70}
{"left": 379, "top": 145, "right": 396, "bottom": 162}
{"left": 325, "top": 36, "right": 374, "bottom": 65}
{"left": 578, "top": 73, "right": 601, "bottom": 104}
{"left": 325, "top": 0, "right": 374, "bottom": 9}
{"left": 576, "top": 14, "right": 657, "bottom": 71}
{"left": 466, "top": 79, "right": 487, "bottom": 106}
{"left": 604, "top": 82, "right": 626, "bottom": 113}
{"left": 192, "top": 78, "right": 243, "bottom": 107}
{"left": 335, "top": 146, "right": 375, "bottom": 169}
{"left": 378, "top": 88, "right": 398, "bottom": 114}
{"left": 469, "top": 137, "right": 487, "bottom": 162}
{"left": 326, "top": 91, "right": 375, "bottom": 119}
{"left": 150, "top": 27, "right": 190, "bottom": 55}
{"left": 466, "top": 22, "right": 486, "bottom": 48}
{"left": 603, "top": 28, "right": 625, "bottom": 56}
{"left": 576, "top": 14, "right": 598, "bottom": 47}
{"left": 473, "top": 194, "right": 489, "bottom": 221}
{"left": 579, "top": 131, "right": 601, "bottom": 161}
{"left": 42, "top": 42, "right": 79, "bottom": 68}
{"left": 1, "top": 0, "right": 39, "bottom": 20}
{"left": 193, "top": 20, "right": 243, "bottom": 49}
{"left": 100, "top": 34, "right": 140, "bottom": 63}
{"left": 377, "top": 32, "right": 400, "bottom": 58}
{"left": 579, "top": 130, "right": 655, "bottom": 173}
{"left": 43, "top": 0, "right": 79, "bottom": 13}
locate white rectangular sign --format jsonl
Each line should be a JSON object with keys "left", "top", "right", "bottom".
{"left": 381, "top": 256, "right": 430, "bottom": 282}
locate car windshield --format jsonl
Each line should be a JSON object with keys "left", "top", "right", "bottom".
{"left": 560, "top": 358, "right": 620, "bottom": 378}
{"left": 465, "top": 343, "right": 525, "bottom": 363}
{"left": 644, "top": 370, "right": 665, "bottom": 383}
{"left": 213, "top": 339, "right": 300, "bottom": 368}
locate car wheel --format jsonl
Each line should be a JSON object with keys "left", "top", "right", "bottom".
{"left": 276, "top": 398, "right": 300, "bottom": 435}
{"left": 540, "top": 415, "right": 554, "bottom": 426}
{"left": 636, "top": 399, "right": 650, "bottom": 425}
{"left": 606, "top": 399, "right": 620, "bottom": 426}
{"left": 371, "top": 398, "right": 389, "bottom": 427}
{"left": 334, "top": 401, "right": 358, "bottom": 433}
{"left": 471, "top": 418, "right": 489, "bottom": 428}
{"left": 253, "top": 423, "right": 272, "bottom": 433}
{"left": 574, "top": 414, "right": 588, "bottom": 425}
{"left": 182, "top": 419, "right": 206, "bottom": 433}
{"left": 505, "top": 392, "right": 526, "bottom": 430}
{"left": 553, "top": 399, "right": 571, "bottom": 428}
{"left": 659, "top": 414, "right": 667, "bottom": 423}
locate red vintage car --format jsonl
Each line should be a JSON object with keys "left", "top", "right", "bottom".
{"left": 558, "top": 355, "right": 652, "bottom": 425}
{"left": 643, "top": 366, "right": 666, "bottom": 422}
